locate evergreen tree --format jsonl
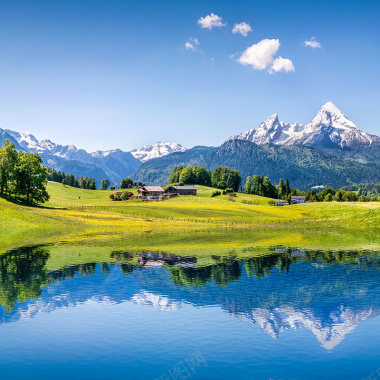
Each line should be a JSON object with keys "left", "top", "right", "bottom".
{"left": 278, "top": 178, "right": 285, "bottom": 198}
{"left": 285, "top": 179, "right": 290, "bottom": 196}
{"left": 245, "top": 176, "right": 251, "bottom": 194}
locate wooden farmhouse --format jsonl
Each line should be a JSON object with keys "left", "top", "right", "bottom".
{"left": 291, "top": 195, "right": 306, "bottom": 204}
{"left": 165, "top": 186, "right": 197, "bottom": 196}
{"left": 138, "top": 186, "right": 165, "bottom": 199}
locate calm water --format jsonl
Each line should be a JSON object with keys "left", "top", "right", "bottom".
{"left": 0, "top": 246, "right": 380, "bottom": 379}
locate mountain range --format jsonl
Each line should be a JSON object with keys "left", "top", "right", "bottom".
{"left": 0, "top": 127, "right": 186, "bottom": 187}
{"left": 1, "top": 102, "right": 380, "bottom": 189}
{"left": 133, "top": 102, "right": 380, "bottom": 189}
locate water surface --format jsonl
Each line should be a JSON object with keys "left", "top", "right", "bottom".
{"left": 0, "top": 245, "right": 379, "bottom": 379}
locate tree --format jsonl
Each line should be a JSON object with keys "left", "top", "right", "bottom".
{"left": 0, "top": 139, "right": 18, "bottom": 196}
{"left": 179, "top": 166, "right": 195, "bottom": 184}
{"left": 245, "top": 176, "right": 251, "bottom": 194}
{"left": 194, "top": 166, "right": 211, "bottom": 186}
{"left": 169, "top": 166, "right": 184, "bottom": 184}
{"left": 100, "top": 178, "right": 110, "bottom": 190}
{"left": 211, "top": 167, "right": 241, "bottom": 191}
{"left": 13, "top": 151, "right": 50, "bottom": 204}
{"left": 285, "top": 179, "right": 291, "bottom": 197}
{"left": 80, "top": 176, "right": 86, "bottom": 189}
{"left": 121, "top": 191, "right": 130, "bottom": 200}
{"left": 120, "top": 178, "right": 133, "bottom": 189}
{"left": 263, "top": 176, "right": 277, "bottom": 198}
{"left": 278, "top": 178, "right": 285, "bottom": 198}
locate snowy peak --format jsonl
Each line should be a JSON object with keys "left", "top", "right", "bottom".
{"left": 3, "top": 128, "right": 186, "bottom": 165}
{"left": 228, "top": 102, "right": 377, "bottom": 149}
{"left": 130, "top": 142, "right": 187, "bottom": 162}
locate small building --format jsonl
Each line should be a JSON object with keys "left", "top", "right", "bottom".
{"left": 138, "top": 186, "right": 165, "bottom": 199}
{"left": 229, "top": 193, "right": 237, "bottom": 197}
{"left": 165, "top": 186, "right": 197, "bottom": 196}
{"left": 276, "top": 200, "right": 287, "bottom": 206}
{"left": 291, "top": 195, "right": 306, "bottom": 204}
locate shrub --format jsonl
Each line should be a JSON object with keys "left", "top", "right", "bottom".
{"left": 110, "top": 186, "right": 115, "bottom": 190}
{"left": 211, "top": 191, "right": 221, "bottom": 197}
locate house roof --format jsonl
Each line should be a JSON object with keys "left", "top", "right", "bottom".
{"left": 291, "top": 195, "right": 305, "bottom": 199}
{"left": 143, "top": 186, "right": 165, "bottom": 192}
{"left": 171, "top": 186, "right": 197, "bottom": 190}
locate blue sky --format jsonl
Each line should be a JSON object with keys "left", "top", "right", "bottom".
{"left": 0, "top": 0, "right": 379, "bottom": 151}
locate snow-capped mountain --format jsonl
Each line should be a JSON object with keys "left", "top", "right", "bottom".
{"left": 2, "top": 129, "right": 142, "bottom": 187}
{"left": 130, "top": 142, "right": 187, "bottom": 162}
{"left": 228, "top": 102, "right": 379, "bottom": 150}
{"left": 1, "top": 129, "right": 186, "bottom": 186}
{"left": 235, "top": 306, "right": 377, "bottom": 350}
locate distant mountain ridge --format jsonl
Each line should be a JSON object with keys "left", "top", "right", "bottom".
{"left": 130, "top": 142, "right": 187, "bottom": 162}
{"left": 0, "top": 128, "right": 185, "bottom": 187}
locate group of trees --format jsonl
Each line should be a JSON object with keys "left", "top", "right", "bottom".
{"left": 120, "top": 177, "right": 133, "bottom": 189}
{"left": 305, "top": 187, "right": 378, "bottom": 202}
{"left": 245, "top": 175, "right": 290, "bottom": 199}
{"left": 169, "top": 165, "right": 241, "bottom": 192}
{"left": 342, "top": 182, "right": 380, "bottom": 198}
{"left": 211, "top": 167, "right": 241, "bottom": 192}
{"left": 0, "top": 140, "right": 49, "bottom": 204}
{"left": 244, "top": 174, "right": 380, "bottom": 202}
{"left": 169, "top": 166, "right": 212, "bottom": 187}
{"left": 47, "top": 168, "right": 96, "bottom": 190}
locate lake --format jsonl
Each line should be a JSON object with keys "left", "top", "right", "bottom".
{"left": 0, "top": 244, "right": 379, "bottom": 379}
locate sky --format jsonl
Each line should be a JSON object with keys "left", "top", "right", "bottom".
{"left": 0, "top": 0, "right": 379, "bottom": 152}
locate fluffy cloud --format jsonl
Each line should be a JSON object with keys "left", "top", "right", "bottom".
{"left": 303, "top": 37, "right": 321, "bottom": 48}
{"left": 232, "top": 22, "right": 252, "bottom": 37}
{"left": 198, "top": 13, "right": 226, "bottom": 30}
{"left": 238, "top": 39, "right": 280, "bottom": 70}
{"left": 269, "top": 57, "right": 295, "bottom": 73}
{"left": 238, "top": 39, "right": 294, "bottom": 73}
{"left": 185, "top": 42, "right": 195, "bottom": 51}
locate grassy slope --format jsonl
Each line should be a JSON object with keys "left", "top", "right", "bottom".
{"left": 1, "top": 181, "right": 380, "bottom": 254}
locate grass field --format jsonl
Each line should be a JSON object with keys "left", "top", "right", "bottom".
{"left": 1, "top": 181, "right": 380, "bottom": 254}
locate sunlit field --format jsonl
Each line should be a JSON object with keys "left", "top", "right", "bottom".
{"left": 1, "top": 181, "right": 380, "bottom": 253}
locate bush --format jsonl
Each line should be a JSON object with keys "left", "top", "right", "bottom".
{"left": 110, "top": 186, "right": 115, "bottom": 190}
{"left": 211, "top": 191, "right": 221, "bottom": 197}
{"left": 268, "top": 200, "right": 276, "bottom": 206}
{"left": 121, "top": 191, "right": 130, "bottom": 201}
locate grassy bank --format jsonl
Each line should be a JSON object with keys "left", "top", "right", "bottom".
{"left": 1, "top": 181, "right": 380, "bottom": 253}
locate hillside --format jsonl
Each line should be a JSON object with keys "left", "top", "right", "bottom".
{"left": 1, "top": 182, "right": 380, "bottom": 254}
{"left": 132, "top": 139, "right": 380, "bottom": 189}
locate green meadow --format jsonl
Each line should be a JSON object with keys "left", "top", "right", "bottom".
{"left": 1, "top": 181, "right": 380, "bottom": 255}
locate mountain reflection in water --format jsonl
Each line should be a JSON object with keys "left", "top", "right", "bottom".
{"left": 1, "top": 245, "right": 380, "bottom": 351}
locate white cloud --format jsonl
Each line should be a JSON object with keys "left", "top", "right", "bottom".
{"left": 303, "top": 37, "right": 321, "bottom": 48}
{"left": 185, "top": 42, "right": 195, "bottom": 51}
{"left": 269, "top": 57, "right": 295, "bottom": 73}
{"left": 197, "top": 13, "right": 226, "bottom": 30}
{"left": 238, "top": 39, "right": 280, "bottom": 70}
{"left": 232, "top": 22, "right": 252, "bottom": 37}
{"left": 190, "top": 37, "right": 199, "bottom": 45}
